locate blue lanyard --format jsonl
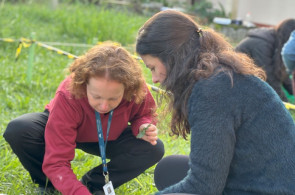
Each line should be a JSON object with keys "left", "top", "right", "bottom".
{"left": 95, "top": 110, "right": 113, "bottom": 176}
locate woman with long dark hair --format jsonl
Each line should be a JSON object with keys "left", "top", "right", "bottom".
{"left": 136, "top": 10, "right": 295, "bottom": 195}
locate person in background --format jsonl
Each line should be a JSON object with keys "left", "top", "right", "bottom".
{"left": 3, "top": 43, "right": 164, "bottom": 195}
{"left": 236, "top": 18, "right": 295, "bottom": 102}
{"left": 136, "top": 10, "right": 295, "bottom": 195}
{"left": 282, "top": 30, "right": 295, "bottom": 97}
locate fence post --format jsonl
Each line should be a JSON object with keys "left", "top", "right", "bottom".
{"left": 26, "top": 32, "right": 36, "bottom": 83}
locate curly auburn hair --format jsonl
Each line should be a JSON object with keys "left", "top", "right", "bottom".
{"left": 68, "top": 43, "right": 146, "bottom": 104}
{"left": 136, "top": 10, "right": 266, "bottom": 139}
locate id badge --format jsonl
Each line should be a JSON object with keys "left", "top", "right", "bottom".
{"left": 103, "top": 181, "right": 116, "bottom": 195}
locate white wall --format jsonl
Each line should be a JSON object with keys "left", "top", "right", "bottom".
{"left": 209, "top": 0, "right": 295, "bottom": 26}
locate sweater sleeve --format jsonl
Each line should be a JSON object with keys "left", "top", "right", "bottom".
{"left": 158, "top": 76, "right": 236, "bottom": 195}
{"left": 130, "top": 86, "right": 157, "bottom": 136}
{"left": 42, "top": 92, "right": 91, "bottom": 195}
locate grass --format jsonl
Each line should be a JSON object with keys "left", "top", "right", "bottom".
{"left": 0, "top": 2, "right": 190, "bottom": 195}
{"left": 1, "top": 2, "right": 295, "bottom": 195}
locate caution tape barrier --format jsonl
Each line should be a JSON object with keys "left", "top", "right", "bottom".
{"left": 1, "top": 37, "right": 295, "bottom": 110}
{"left": 0, "top": 37, "right": 166, "bottom": 95}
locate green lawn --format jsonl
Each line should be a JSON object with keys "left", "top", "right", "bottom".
{"left": 0, "top": 2, "right": 190, "bottom": 194}
{"left": 1, "top": 2, "right": 294, "bottom": 195}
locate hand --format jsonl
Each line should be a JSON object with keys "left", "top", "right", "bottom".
{"left": 138, "top": 123, "right": 158, "bottom": 145}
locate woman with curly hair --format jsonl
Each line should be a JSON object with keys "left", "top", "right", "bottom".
{"left": 4, "top": 43, "right": 164, "bottom": 195}
{"left": 136, "top": 10, "right": 295, "bottom": 195}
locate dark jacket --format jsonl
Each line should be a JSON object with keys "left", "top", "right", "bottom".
{"left": 236, "top": 28, "right": 292, "bottom": 101}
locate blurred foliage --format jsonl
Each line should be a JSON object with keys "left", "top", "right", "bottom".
{"left": 187, "top": 0, "right": 228, "bottom": 24}
{"left": 3, "top": 0, "right": 230, "bottom": 22}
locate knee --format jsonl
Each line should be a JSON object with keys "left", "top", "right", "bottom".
{"left": 144, "top": 139, "right": 165, "bottom": 164}
{"left": 4, "top": 119, "right": 19, "bottom": 142}
{"left": 156, "top": 155, "right": 189, "bottom": 170}
{"left": 4, "top": 118, "right": 29, "bottom": 144}
{"left": 154, "top": 139, "right": 165, "bottom": 162}
{"left": 154, "top": 155, "right": 189, "bottom": 190}
{"left": 155, "top": 155, "right": 190, "bottom": 178}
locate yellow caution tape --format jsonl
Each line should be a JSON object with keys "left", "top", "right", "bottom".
{"left": 1, "top": 37, "right": 78, "bottom": 60}
{"left": 15, "top": 42, "right": 23, "bottom": 60}
{"left": 20, "top": 37, "right": 33, "bottom": 48}
{"left": 1, "top": 37, "right": 34, "bottom": 60}
{"left": 67, "top": 54, "right": 76, "bottom": 59}
{"left": 2, "top": 38, "right": 15, "bottom": 42}
{"left": 36, "top": 41, "right": 79, "bottom": 59}
{"left": 5, "top": 37, "right": 295, "bottom": 109}
{"left": 283, "top": 102, "right": 295, "bottom": 110}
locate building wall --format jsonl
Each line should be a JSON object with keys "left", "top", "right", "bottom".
{"left": 209, "top": 0, "right": 295, "bottom": 26}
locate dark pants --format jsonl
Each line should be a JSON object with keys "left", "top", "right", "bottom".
{"left": 154, "top": 155, "right": 189, "bottom": 191}
{"left": 3, "top": 110, "right": 165, "bottom": 193}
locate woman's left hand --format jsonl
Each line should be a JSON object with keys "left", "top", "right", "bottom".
{"left": 138, "top": 123, "right": 158, "bottom": 145}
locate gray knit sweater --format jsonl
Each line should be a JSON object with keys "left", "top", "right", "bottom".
{"left": 158, "top": 72, "right": 295, "bottom": 195}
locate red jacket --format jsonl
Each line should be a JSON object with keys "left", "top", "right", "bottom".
{"left": 42, "top": 77, "right": 156, "bottom": 194}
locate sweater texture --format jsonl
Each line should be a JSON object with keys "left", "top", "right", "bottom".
{"left": 157, "top": 72, "right": 295, "bottom": 195}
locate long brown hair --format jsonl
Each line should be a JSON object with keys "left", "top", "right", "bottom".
{"left": 136, "top": 10, "right": 266, "bottom": 139}
{"left": 68, "top": 42, "right": 146, "bottom": 104}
